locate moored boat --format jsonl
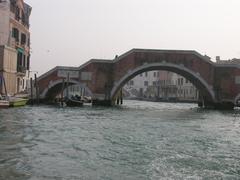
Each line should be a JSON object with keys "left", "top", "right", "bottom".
{"left": 9, "top": 97, "right": 28, "bottom": 107}
{"left": 0, "top": 100, "right": 10, "bottom": 108}
{"left": 82, "top": 96, "right": 92, "bottom": 103}
{"left": 65, "top": 97, "right": 83, "bottom": 107}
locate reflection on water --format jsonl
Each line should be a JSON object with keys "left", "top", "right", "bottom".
{"left": 0, "top": 100, "right": 240, "bottom": 179}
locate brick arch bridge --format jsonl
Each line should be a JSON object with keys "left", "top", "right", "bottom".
{"left": 37, "top": 49, "right": 240, "bottom": 109}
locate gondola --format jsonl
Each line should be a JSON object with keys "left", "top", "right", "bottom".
{"left": 65, "top": 96, "right": 83, "bottom": 107}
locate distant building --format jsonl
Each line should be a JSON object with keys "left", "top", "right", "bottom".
{"left": 216, "top": 56, "right": 240, "bottom": 65}
{"left": 0, "top": 0, "right": 31, "bottom": 95}
{"left": 156, "top": 71, "right": 177, "bottom": 99}
{"left": 171, "top": 73, "right": 198, "bottom": 101}
{"left": 125, "top": 71, "right": 160, "bottom": 97}
{"left": 124, "top": 70, "right": 198, "bottom": 101}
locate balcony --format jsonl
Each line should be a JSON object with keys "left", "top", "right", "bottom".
{"left": 17, "top": 66, "right": 27, "bottom": 74}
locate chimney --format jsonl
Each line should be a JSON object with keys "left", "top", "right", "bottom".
{"left": 216, "top": 56, "right": 220, "bottom": 62}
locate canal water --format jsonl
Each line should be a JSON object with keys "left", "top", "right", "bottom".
{"left": 0, "top": 100, "right": 240, "bottom": 180}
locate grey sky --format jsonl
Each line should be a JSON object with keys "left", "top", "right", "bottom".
{"left": 25, "top": 0, "right": 240, "bottom": 75}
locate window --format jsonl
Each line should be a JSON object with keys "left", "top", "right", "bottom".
{"left": 157, "top": 72, "right": 160, "bottom": 77}
{"left": 22, "top": 10, "right": 26, "bottom": 25}
{"left": 139, "top": 88, "right": 143, "bottom": 96}
{"left": 10, "top": 2, "right": 16, "bottom": 13}
{"left": 181, "top": 78, "right": 183, "bottom": 85}
{"left": 130, "top": 80, "right": 134, "bottom": 86}
{"left": 15, "top": 6, "right": 20, "bottom": 21}
{"left": 21, "top": 33, "right": 26, "bottom": 45}
{"left": 144, "top": 81, "right": 148, "bottom": 86}
{"left": 145, "top": 72, "right": 148, "bottom": 77}
{"left": 23, "top": 55, "right": 26, "bottom": 67}
{"left": 140, "top": 73, "right": 142, "bottom": 77}
{"left": 185, "top": 79, "right": 189, "bottom": 83}
{"left": 12, "top": 28, "right": 19, "bottom": 42}
{"left": 153, "top": 72, "right": 156, "bottom": 77}
{"left": 27, "top": 55, "right": 30, "bottom": 70}
{"left": 153, "top": 81, "right": 156, "bottom": 86}
{"left": 17, "top": 51, "right": 22, "bottom": 67}
{"left": 27, "top": 36, "right": 30, "bottom": 47}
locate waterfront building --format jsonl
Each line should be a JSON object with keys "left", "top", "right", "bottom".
{"left": 171, "top": 73, "right": 198, "bottom": 101}
{"left": 124, "top": 70, "right": 198, "bottom": 101}
{"left": 125, "top": 71, "right": 160, "bottom": 98}
{"left": 0, "top": 0, "right": 31, "bottom": 95}
{"left": 155, "top": 71, "right": 178, "bottom": 100}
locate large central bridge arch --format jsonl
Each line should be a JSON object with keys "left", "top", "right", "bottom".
{"left": 111, "top": 62, "right": 216, "bottom": 102}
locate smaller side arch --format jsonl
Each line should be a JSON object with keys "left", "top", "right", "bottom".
{"left": 40, "top": 79, "right": 93, "bottom": 99}
{"left": 111, "top": 63, "right": 216, "bottom": 102}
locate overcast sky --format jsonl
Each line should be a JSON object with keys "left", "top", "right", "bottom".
{"left": 25, "top": 0, "right": 240, "bottom": 75}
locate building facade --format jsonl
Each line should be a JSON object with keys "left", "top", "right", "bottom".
{"left": 125, "top": 71, "right": 160, "bottom": 97}
{"left": 0, "top": 0, "right": 31, "bottom": 95}
{"left": 171, "top": 73, "right": 198, "bottom": 101}
{"left": 124, "top": 70, "right": 199, "bottom": 101}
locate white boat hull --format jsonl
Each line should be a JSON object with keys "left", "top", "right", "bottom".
{"left": 0, "top": 100, "right": 10, "bottom": 108}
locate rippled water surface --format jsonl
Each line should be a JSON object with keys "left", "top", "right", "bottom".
{"left": 0, "top": 100, "right": 240, "bottom": 180}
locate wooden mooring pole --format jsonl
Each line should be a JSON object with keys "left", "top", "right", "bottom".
{"left": 120, "top": 88, "right": 123, "bottom": 105}
{"left": 60, "top": 78, "right": 65, "bottom": 106}
{"left": 61, "top": 78, "right": 65, "bottom": 99}
{"left": 116, "top": 97, "right": 120, "bottom": 105}
{"left": 34, "top": 74, "right": 39, "bottom": 105}
{"left": 30, "top": 78, "right": 33, "bottom": 104}
{"left": 66, "top": 73, "right": 70, "bottom": 98}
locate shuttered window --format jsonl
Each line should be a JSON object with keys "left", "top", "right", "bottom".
{"left": 12, "top": 28, "right": 19, "bottom": 42}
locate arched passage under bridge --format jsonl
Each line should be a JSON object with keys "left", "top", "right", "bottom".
{"left": 41, "top": 79, "right": 93, "bottom": 101}
{"left": 110, "top": 63, "right": 215, "bottom": 107}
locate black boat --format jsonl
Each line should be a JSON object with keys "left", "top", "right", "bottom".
{"left": 65, "top": 96, "right": 83, "bottom": 107}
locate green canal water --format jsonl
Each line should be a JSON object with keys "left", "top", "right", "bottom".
{"left": 0, "top": 100, "right": 240, "bottom": 180}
